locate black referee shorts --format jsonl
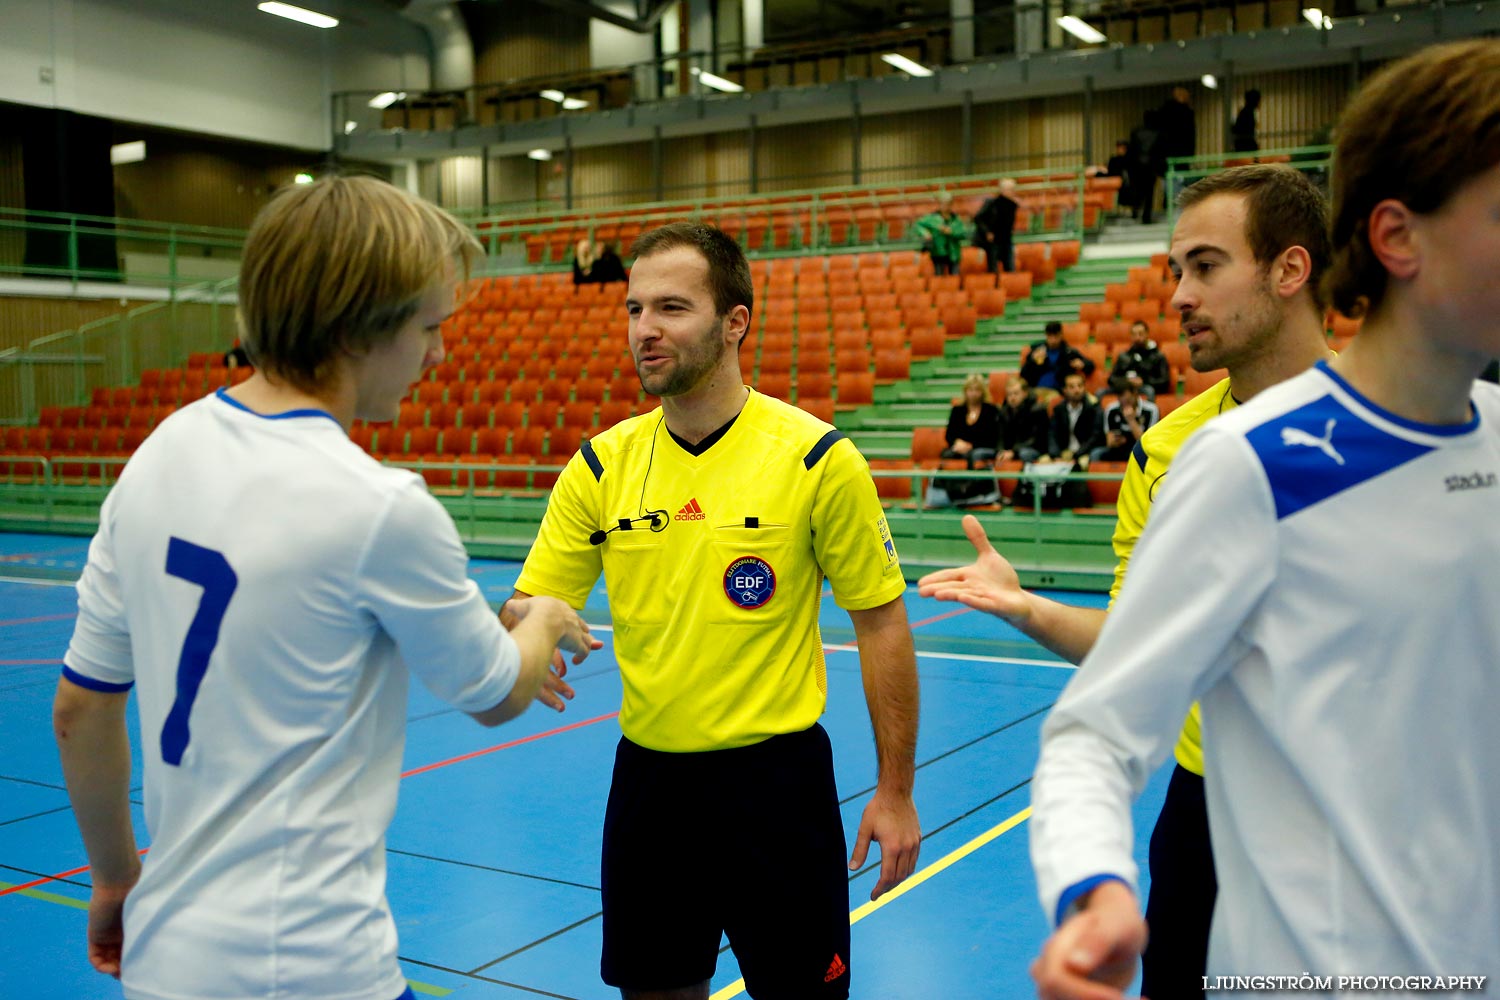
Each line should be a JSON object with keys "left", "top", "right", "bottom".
{"left": 600, "top": 723, "right": 851, "bottom": 998}
{"left": 1141, "top": 764, "right": 1218, "bottom": 1000}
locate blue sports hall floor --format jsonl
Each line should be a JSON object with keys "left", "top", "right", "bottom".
{"left": 0, "top": 531, "right": 1169, "bottom": 999}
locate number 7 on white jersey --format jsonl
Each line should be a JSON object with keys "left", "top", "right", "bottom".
{"left": 162, "top": 538, "right": 238, "bottom": 766}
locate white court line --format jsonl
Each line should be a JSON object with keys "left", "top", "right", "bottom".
{"left": 0, "top": 575, "right": 79, "bottom": 588}
{"left": 587, "top": 623, "right": 1074, "bottom": 671}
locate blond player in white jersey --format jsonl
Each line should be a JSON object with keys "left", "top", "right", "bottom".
{"left": 54, "top": 176, "right": 598, "bottom": 1000}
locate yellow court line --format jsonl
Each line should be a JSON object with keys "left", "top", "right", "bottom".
{"left": 707, "top": 805, "right": 1032, "bottom": 1000}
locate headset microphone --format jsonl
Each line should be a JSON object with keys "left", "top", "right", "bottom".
{"left": 589, "top": 530, "right": 608, "bottom": 546}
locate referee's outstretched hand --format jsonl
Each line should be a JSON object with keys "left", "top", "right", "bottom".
{"left": 850, "top": 787, "right": 921, "bottom": 901}
{"left": 915, "top": 515, "right": 1032, "bottom": 626}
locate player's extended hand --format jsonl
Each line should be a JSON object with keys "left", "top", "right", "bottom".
{"left": 86, "top": 883, "right": 132, "bottom": 977}
{"left": 916, "top": 515, "right": 1030, "bottom": 625}
{"left": 1031, "top": 881, "right": 1147, "bottom": 1000}
{"left": 849, "top": 787, "right": 921, "bottom": 901}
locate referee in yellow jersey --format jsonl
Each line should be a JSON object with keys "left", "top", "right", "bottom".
{"left": 919, "top": 165, "right": 1331, "bottom": 997}
{"left": 511, "top": 223, "right": 922, "bottom": 1000}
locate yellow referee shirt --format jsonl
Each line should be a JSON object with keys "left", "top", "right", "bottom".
{"left": 517, "top": 388, "right": 907, "bottom": 752}
{"left": 1109, "top": 378, "right": 1238, "bottom": 776}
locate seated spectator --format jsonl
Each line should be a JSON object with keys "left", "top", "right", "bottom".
{"left": 575, "top": 237, "right": 627, "bottom": 285}
{"left": 997, "top": 377, "right": 1048, "bottom": 463}
{"left": 223, "top": 344, "right": 252, "bottom": 370}
{"left": 1092, "top": 376, "right": 1160, "bottom": 462}
{"left": 916, "top": 194, "right": 968, "bottom": 276}
{"left": 1047, "top": 372, "right": 1103, "bottom": 467}
{"left": 928, "top": 373, "right": 1002, "bottom": 507}
{"left": 1020, "top": 321, "right": 1095, "bottom": 394}
{"left": 1110, "top": 320, "right": 1173, "bottom": 398}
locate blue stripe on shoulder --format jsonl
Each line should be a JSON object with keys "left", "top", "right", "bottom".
{"left": 803, "top": 430, "right": 845, "bottom": 470}
{"left": 61, "top": 665, "right": 133, "bottom": 693}
{"left": 1131, "top": 440, "right": 1147, "bottom": 471}
{"left": 1244, "top": 393, "right": 1434, "bottom": 519}
{"left": 580, "top": 440, "right": 604, "bottom": 481}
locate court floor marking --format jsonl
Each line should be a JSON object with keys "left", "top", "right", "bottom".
{"left": 708, "top": 803, "right": 1035, "bottom": 1000}
{"left": 585, "top": 624, "right": 1075, "bottom": 672}
{"left": 401, "top": 710, "right": 620, "bottom": 778}
{"left": 0, "top": 712, "right": 623, "bottom": 898}
{"left": 0, "top": 612, "right": 75, "bottom": 627}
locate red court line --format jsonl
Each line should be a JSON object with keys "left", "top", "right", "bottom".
{"left": 0, "top": 848, "right": 150, "bottom": 899}
{"left": 0, "top": 659, "right": 63, "bottom": 666}
{"left": 401, "top": 710, "right": 619, "bottom": 779}
{"left": 909, "top": 607, "right": 975, "bottom": 629}
{"left": 0, "top": 613, "right": 76, "bottom": 628}
{"left": 5, "top": 713, "right": 621, "bottom": 898}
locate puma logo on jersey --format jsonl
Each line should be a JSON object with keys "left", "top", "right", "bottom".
{"left": 1281, "top": 418, "right": 1344, "bottom": 465}
{"left": 676, "top": 498, "right": 706, "bottom": 520}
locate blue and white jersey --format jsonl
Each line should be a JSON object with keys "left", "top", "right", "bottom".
{"left": 1033, "top": 361, "right": 1500, "bottom": 980}
{"left": 65, "top": 390, "right": 521, "bottom": 1000}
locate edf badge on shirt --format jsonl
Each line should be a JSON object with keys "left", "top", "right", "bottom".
{"left": 874, "top": 515, "right": 898, "bottom": 572}
{"left": 724, "top": 555, "right": 776, "bottom": 609}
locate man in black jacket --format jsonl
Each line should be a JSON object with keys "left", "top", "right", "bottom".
{"left": 973, "top": 179, "right": 1020, "bottom": 273}
{"left": 1020, "top": 322, "right": 1095, "bottom": 394}
{"left": 1110, "top": 320, "right": 1173, "bottom": 398}
{"left": 1047, "top": 372, "right": 1104, "bottom": 464}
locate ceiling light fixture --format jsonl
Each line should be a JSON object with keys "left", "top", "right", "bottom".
{"left": 1055, "top": 15, "right": 1106, "bottom": 44}
{"left": 257, "top": 2, "right": 338, "bottom": 29}
{"left": 110, "top": 141, "right": 146, "bottom": 166}
{"left": 694, "top": 69, "right": 744, "bottom": 93}
{"left": 368, "top": 91, "right": 405, "bottom": 109}
{"left": 528, "top": 149, "right": 553, "bottom": 161}
{"left": 880, "top": 53, "right": 934, "bottom": 77}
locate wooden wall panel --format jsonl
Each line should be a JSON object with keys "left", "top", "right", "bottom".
{"left": 758, "top": 122, "right": 852, "bottom": 191}
{"left": 110, "top": 128, "right": 320, "bottom": 231}
{"left": 860, "top": 108, "right": 963, "bottom": 183}
{"left": 704, "top": 131, "right": 752, "bottom": 198}
{"left": 467, "top": 0, "right": 590, "bottom": 84}
{"left": 1040, "top": 94, "right": 1085, "bottom": 168}
{"left": 439, "top": 156, "right": 486, "bottom": 210}
{"left": 971, "top": 99, "right": 1033, "bottom": 173}
{"left": 1233, "top": 64, "right": 1350, "bottom": 150}
{"left": 0, "top": 130, "right": 24, "bottom": 273}
{"left": 572, "top": 142, "right": 655, "bottom": 209}
{"left": 0, "top": 296, "right": 153, "bottom": 353}
{"left": 662, "top": 136, "right": 709, "bottom": 203}
{"left": 488, "top": 155, "right": 543, "bottom": 211}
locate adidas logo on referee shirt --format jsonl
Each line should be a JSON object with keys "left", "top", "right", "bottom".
{"left": 676, "top": 498, "right": 706, "bottom": 520}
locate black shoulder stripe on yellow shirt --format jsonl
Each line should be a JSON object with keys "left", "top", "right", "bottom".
{"left": 803, "top": 430, "right": 845, "bottom": 470}
{"left": 1131, "top": 440, "right": 1147, "bottom": 471}
{"left": 581, "top": 440, "right": 604, "bottom": 481}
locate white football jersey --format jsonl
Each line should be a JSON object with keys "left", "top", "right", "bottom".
{"left": 65, "top": 389, "right": 521, "bottom": 1000}
{"left": 1033, "top": 362, "right": 1500, "bottom": 981}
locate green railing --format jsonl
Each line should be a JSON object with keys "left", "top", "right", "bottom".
{"left": 1164, "top": 144, "right": 1334, "bottom": 227}
{"left": 0, "top": 279, "right": 239, "bottom": 424}
{"left": 0, "top": 459, "right": 1121, "bottom": 588}
{"left": 462, "top": 167, "right": 1096, "bottom": 267}
{"left": 0, "top": 208, "right": 246, "bottom": 289}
